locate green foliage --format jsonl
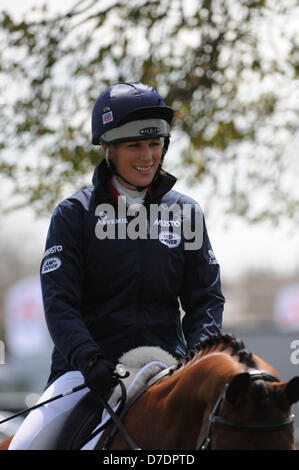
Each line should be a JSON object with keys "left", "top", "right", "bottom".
{"left": 0, "top": 0, "right": 298, "bottom": 223}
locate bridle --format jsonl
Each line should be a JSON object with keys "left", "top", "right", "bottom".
{"left": 196, "top": 368, "right": 295, "bottom": 450}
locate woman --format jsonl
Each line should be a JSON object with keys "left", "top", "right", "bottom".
{"left": 9, "top": 82, "right": 224, "bottom": 449}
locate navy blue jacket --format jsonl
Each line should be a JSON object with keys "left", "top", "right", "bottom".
{"left": 40, "top": 160, "right": 224, "bottom": 378}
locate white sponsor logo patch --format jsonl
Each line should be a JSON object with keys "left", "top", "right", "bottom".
{"left": 208, "top": 249, "right": 218, "bottom": 264}
{"left": 159, "top": 231, "right": 181, "bottom": 248}
{"left": 41, "top": 257, "right": 62, "bottom": 274}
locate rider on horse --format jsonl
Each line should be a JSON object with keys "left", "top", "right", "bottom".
{"left": 9, "top": 82, "right": 225, "bottom": 450}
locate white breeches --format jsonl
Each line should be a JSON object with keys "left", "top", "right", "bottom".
{"left": 8, "top": 371, "right": 88, "bottom": 450}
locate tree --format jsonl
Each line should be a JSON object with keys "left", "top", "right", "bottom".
{"left": 0, "top": 0, "right": 298, "bottom": 223}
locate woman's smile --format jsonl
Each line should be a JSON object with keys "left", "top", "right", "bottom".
{"left": 134, "top": 165, "right": 153, "bottom": 171}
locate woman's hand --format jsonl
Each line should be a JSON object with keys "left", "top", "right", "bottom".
{"left": 84, "top": 356, "right": 117, "bottom": 397}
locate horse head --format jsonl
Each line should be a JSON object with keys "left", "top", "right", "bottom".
{"left": 205, "top": 370, "right": 299, "bottom": 450}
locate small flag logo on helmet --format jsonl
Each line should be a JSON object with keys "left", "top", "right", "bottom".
{"left": 103, "top": 111, "right": 113, "bottom": 124}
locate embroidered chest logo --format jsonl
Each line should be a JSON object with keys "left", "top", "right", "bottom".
{"left": 158, "top": 231, "right": 181, "bottom": 248}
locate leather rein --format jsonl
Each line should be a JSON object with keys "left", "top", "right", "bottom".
{"left": 100, "top": 365, "right": 176, "bottom": 450}
{"left": 78, "top": 365, "right": 176, "bottom": 450}
{"left": 196, "top": 368, "right": 295, "bottom": 450}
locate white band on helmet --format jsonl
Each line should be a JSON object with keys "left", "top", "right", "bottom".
{"left": 100, "top": 119, "right": 170, "bottom": 144}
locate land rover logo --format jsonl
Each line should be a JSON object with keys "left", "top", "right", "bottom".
{"left": 139, "top": 127, "right": 160, "bottom": 136}
{"left": 41, "top": 257, "right": 62, "bottom": 274}
{"left": 158, "top": 231, "right": 181, "bottom": 248}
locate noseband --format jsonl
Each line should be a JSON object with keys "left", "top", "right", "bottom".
{"left": 197, "top": 369, "right": 295, "bottom": 450}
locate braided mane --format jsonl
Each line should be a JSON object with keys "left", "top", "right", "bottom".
{"left": 176, "top": 332, "right": 257, "bottom": 370}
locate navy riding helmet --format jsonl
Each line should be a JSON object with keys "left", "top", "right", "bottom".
{"left": 91, "top": 82, "right": 174, "bottom": 147}
{"left": 91, "top": 82, "right": 174, "bottom": 190}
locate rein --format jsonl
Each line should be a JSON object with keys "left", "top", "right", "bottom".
{"left": 196, "top": 369, "right": 295, "bottom": 450}
{"left": 96, "top": 380, "right": 141, "bottom": 450}
{"left": 99, "top": 365, "right": 176, "bottom": 450}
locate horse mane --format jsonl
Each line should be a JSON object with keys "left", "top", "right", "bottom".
{"left": 173, "top": 333, "right": 275, "bottom": 412}
{"left": 175, "top": 332, "right": 257, "bottom": 371}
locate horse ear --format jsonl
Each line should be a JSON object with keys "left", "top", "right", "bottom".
{"left": 285, "top": 376, "right": 299, "bottom": 405}
{"left": 225, "top": 372, "right": 251, "bottom": 405}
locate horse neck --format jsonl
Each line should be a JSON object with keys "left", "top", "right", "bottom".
{"left": 165, "top": 350, "right": 246, "bottom": 412}
{"left": 150, "top": 351, "right": 246, "bottom": 448}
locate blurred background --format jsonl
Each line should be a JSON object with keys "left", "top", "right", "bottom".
{"left": 0, "top": 0, "right": 299, "bottom": 444}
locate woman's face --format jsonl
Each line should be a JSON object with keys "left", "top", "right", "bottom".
{"left": 106, "top": 139, "right": 163, "bottom": 190}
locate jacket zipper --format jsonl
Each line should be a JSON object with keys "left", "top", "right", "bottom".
{"left": 135, "top": 236, "right": 145, "bottom": 348}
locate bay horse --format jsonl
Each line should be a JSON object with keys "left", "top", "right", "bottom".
{"left": 94, "top": 333, "right": 299, "bottom": 450}
{"left": 1, "top": 333, "right": 299, "bottom": 450}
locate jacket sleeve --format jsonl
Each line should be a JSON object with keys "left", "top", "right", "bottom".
{"left": 40, "top": 198, "right": 103, "bottom": 375}
{"left": 180, "top": 208, "right": 225, "bottom": 350}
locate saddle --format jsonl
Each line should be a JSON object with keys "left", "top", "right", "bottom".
{"left": 55, "top": 390, "right": 107, "bottom": 450}
{"left": 55, "top": 346, "right": 176, "bottom": 450}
